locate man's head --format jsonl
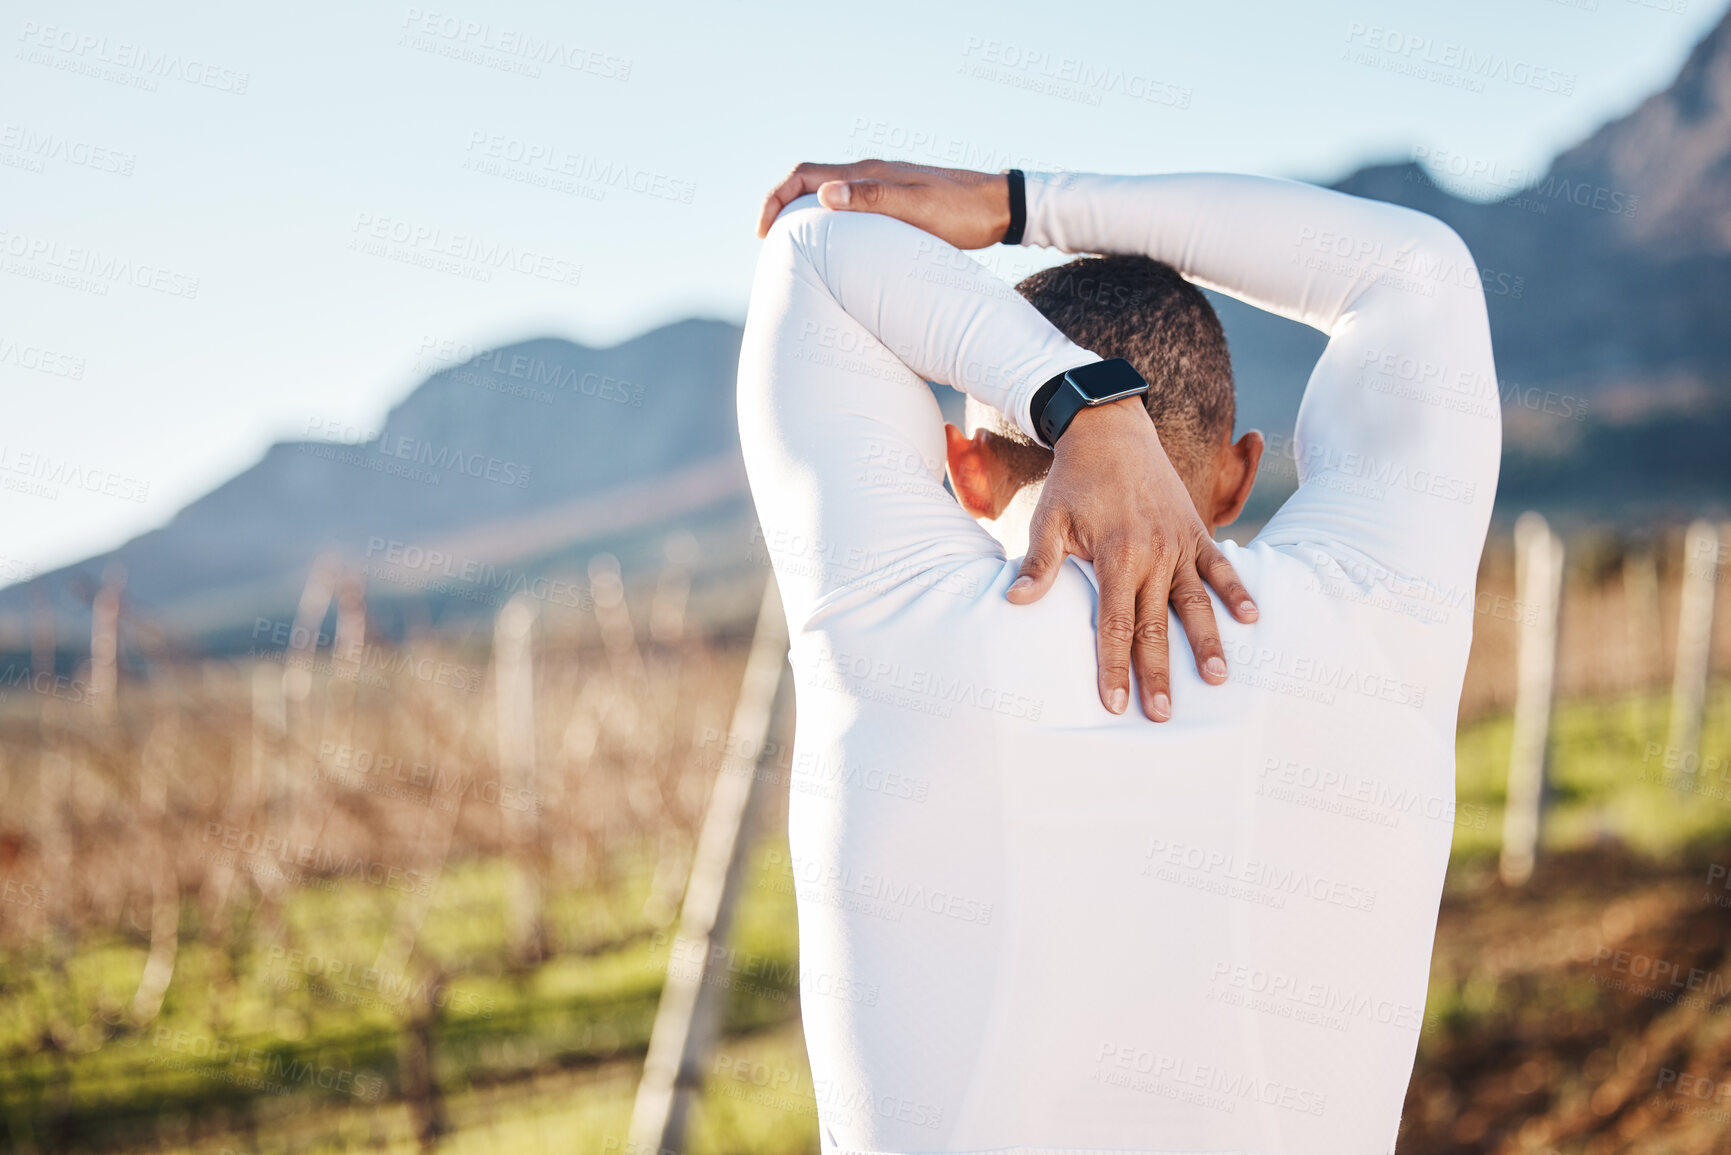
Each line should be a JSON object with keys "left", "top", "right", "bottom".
{"left": 944, "top": 254, "right": 1264, "bottom": 531}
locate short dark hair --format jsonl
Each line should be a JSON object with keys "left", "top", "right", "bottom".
{"left": 1012, "top": 254, "right": 1235, "bottom": 481}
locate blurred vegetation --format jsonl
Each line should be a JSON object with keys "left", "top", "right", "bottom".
{"left": 0, "top": 840, "right": 808, "bottom": 1153}
{"left": 1, "top": 534, "right": 1728, "bottom": 1153}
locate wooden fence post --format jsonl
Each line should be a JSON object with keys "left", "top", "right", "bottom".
{"left": 253, "top": 662, "right": 289, "bottom": 814}
{"left": 323, "top": 569, "right": 368, "bottom": 745}
{"left": 628, "top": 575, "right": 788, "bottom": 1154}
{"left": 279, "top": 556, "right": 340, "bottom": 851}
{"left": 200, "top": 663, "right": 285, "bottom": 955}
{"left": 31, "top": 590, "right": 74, "bottom": 959}
{"left": 495, "top": 593, "right": 543, "bottom": 963}
{"left": 89, "top": 565, "right": 124, "bottom": 723}
{"left": 1501, "top": 512, "right": 1565, "bottom": 887}
{"left": 1667, "top": 521, "right": 1720, "bottom": 789}
{"left": 650, "top": 531, "right": 699, "bottom": 648}
{"left": 642, "top": 537, "right": 698, "bottom": 928}
{"left": 131, "top": 714, "right": 181, "bottom": 1024}
{"left": 589, "top": 553, "right": 648, "bottom": 689}
{"left": 283, "top": 555, "right": 339, "bottom": 702}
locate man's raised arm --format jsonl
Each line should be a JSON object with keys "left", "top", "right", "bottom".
{"left": 746, "top": 190, "right": 1256, "bottom": 720}
{"left": 1020, "top": 170, "right": 1500, "bottom": 589}
{"left": 764, "top": 162, "right": 1500, "bottom": 597}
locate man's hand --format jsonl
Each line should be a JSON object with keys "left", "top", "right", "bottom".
{"left": 759, "top": 158, "right": 1259, "bottom": 721}
{"left": 1013, "top": 399, "right": 1257, "bottom": 721}
{"left": 757, "top": 159, "right": 1010, "bottom": 248}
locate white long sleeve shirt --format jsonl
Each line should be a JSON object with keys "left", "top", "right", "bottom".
{"left": 737, "top": 172, "right": 1500, "bottom": 1155}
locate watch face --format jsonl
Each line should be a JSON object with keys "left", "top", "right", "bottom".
{"left": 1067, "top": 357, "right": 1149, "bottom": 403}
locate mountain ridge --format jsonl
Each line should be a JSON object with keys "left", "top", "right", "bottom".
{"left": 5, "top": 9, "right": 1730, "bottom": 653}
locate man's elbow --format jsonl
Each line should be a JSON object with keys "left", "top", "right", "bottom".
{"left": 1413, "top": 214, "right": 1476, "bottom": 285}
{"left": 1424, "top": 217, "right": 1476, "bottom": 280}
{"left": 1390, "top": 211, "right": 1492, "bottom": 327}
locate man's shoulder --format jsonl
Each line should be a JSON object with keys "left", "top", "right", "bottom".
{"left": 1241, "top": 537, "right": 1479, "bottom": 636}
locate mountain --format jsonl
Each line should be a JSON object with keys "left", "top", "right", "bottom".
{"left": 1550, "top": 11, "right": 1731, "bottom": 259}
{"left": 5, "top": 10, "right": 1731, "bottom": 659}
{"left": 0, "top": 321, "right": 765, "bottom": 660}
{"left": 1226, "top": 6, "right": 1731, "bottom": 517}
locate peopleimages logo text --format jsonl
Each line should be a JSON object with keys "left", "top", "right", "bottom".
{"left": 373, "top": 435, "right": 532, "bottom": 488}
{"left": 0, "top": 445, "right": 149, "bottom": 502}
{"left": 399, "top": 8, "right": 631, "bottom": 80}
{"left": 349, "top": 212, "right": 583, "bottom": 287}
{"left": 0, "top": 226, "right": 200, "bottom": 298}
{"left": 15, "top": 21, "right": 251, "bottom": 93}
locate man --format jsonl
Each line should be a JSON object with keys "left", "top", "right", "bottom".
{"left": 740, "top": 160, "right": 1499, "bottom": 1154}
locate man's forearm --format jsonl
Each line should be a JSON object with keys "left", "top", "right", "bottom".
{"left": 1021, "top": 172, "right": 1477, "bottom": 336}
{"left": 786, "top": 195, "right": 1100, "bottom": 443}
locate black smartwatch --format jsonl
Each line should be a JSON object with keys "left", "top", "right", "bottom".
{"left": 1029, "top": 358, "right": 1150, "bottom": 446}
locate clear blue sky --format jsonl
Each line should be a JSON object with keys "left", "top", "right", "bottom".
{"left": 3, "top": 0, "right": 1724, "bottom": 579}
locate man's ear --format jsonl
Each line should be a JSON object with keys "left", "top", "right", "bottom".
{"left": 945, "top": 424, "right": 1013, "bottom": 519}
{"left": 1209, "top": 430, "right": 1264, "bottom": 529}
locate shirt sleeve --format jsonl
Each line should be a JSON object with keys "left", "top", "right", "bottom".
{"left": 1022, "top": 172, "right": 1501, "bottom": 595}
{"left": 738, "top": 194, "right": 1100, "bottom": 628}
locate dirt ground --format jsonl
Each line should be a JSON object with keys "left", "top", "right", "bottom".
{"left": 1400, "top": 845, "right": 1731, "bottom": 1154}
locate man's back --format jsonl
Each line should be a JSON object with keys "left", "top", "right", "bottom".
{"left": 740, "top": 170, "right": 1498, "bottom": 1154}
{"left": 785, "top": 537, "right": 1463, "bottom": 1151}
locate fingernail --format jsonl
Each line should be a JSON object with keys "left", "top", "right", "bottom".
{"left": 829, "top": 182, "right": 851, "bottom": 207}
{"left": 1204, "top": 656, "right": 1227, "bottom": 680}
{"left": 1007, "top": 576, "right": 1033, "bottom": 595}
{"left": 1238, "top": 599, "right": 1258, "bottom": 620}
{"left": 1108, "top": 688, "right": 1128, "bottom": 715}
{"left": 1151, "top": 693, "right": 1171, "bottom": 721}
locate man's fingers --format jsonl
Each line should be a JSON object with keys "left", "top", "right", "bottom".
{"left": 1132, "top": 570, "right": 1176, "bottom": 721}
{"left": 818, "top": 179, "right": 895, "bottom": 213}
{"left": 1006, "top": 510, "right": 1067, "bottom": 606}
{"left": 1171, "top": 572, "right": 1228, "bottom": 688}
{"left": 755, "top": 162, "right": 856, "bottom": 237}
{"left": 1093, "top": 549, "right": 1143, "bottom": 717}
{"left": 1198, "top": 538, "right": 1258, "bottom": 623}
{"left": 756, "top": 192, "right": 785, "bottom": 239}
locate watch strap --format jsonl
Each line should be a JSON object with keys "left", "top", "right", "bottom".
{"left": 1000, "top": 169, "right": 1026, "bottom": 246}
{"left": 1031, "top": 370, "right": 1084, "bottom": 446}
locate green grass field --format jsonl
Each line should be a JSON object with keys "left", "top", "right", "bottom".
{"left": 2, "top": 683, "right": 1727, "bottom": 1153}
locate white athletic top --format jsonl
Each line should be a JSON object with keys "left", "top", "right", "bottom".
{"left": 738, "top": 172, "right": 1499, "bottom": 1155}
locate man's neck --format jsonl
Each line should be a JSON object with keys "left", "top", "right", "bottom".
{"left": 980, "top": 479, "right": 1042, "bottom": 559}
